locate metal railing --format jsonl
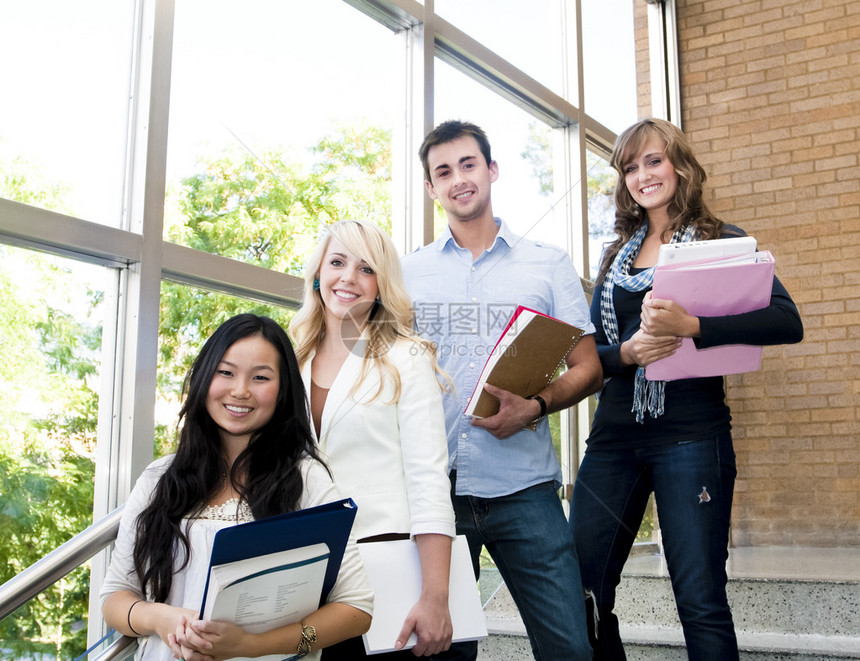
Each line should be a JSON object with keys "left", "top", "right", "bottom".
{"left": 0, "top": 505, "right": 137, "bottom": 659}
{"left": 87, "top": 634, "right": 137, "bottom": 660}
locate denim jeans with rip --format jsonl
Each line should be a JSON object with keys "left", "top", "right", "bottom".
{"left": 570, "top": 433, "right": 739, "bottom": 661}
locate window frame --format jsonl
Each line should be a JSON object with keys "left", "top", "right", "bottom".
{"left": 0, "top": 0, "right": 643, "bottom": 645}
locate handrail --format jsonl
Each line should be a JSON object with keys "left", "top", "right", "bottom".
{"left": 90, "top": 634, "right": 138, "bottom": 661}
{"left": 0, "top": 505, "right": 124, "bottom": 621}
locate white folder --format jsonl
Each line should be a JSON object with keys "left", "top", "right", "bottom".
{"left": 358, "top": 535, "right": 488, "bottom": 654}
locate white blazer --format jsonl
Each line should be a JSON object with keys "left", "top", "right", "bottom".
{"left": 301, "top": 337, "right": 455, "bottom": 540}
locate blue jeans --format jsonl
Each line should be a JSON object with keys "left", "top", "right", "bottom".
{"left": 570, "top": 434, "right": 738, "bottom": 661}
{"left": 434, "top": 473, "right": 592, "bottom": 661}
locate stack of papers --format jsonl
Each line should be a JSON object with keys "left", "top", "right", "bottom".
{"left": 202, "top": 543, "right": 329, "bottom": 638}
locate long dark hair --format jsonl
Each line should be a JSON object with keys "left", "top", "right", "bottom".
{"left": 597, "top": 118, "right": 728, "bottom": 284}
{"left": 132, "top": 314, "right": 323, "bottom": 602}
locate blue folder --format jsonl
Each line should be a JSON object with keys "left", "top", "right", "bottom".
{"left": 199, "top": 497, "right": 358, "bottom": 617}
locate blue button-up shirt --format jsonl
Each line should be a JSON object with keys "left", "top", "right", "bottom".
{"left": 401, "top": 219, "right": 595, "bottom": 498}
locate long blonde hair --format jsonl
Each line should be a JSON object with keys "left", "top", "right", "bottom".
{"left": 290, "top": 219, "right": 446, "bottom": 402}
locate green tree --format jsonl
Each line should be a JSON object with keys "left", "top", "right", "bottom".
{"left": 585, "top": 150, "right": 617, "bottom": 240}
{"left": 1, "top": 120, "right": 394, "bottom": 655}
{"left": 311, "top": 119, "right": 393, "bottom": 233}
{"left": 0, "top": 249, "right": 99, "bottom": 659}
{"left": 0, "top": 139, "right": 71, "bottom": 215}
{"left": 1, "top": 150, "right": 100, "bottom": 658}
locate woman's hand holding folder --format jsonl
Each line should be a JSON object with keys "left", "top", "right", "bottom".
{"left": 640, "top": 292, "right": 701, "bottom": 340}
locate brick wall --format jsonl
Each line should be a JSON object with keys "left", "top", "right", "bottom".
{"left": 635, "top": 0, "right": 860, "bottom": 546}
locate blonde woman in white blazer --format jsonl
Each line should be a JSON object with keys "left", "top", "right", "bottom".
{"left": 290, "top": 220, "right": 456, "bottom": 660}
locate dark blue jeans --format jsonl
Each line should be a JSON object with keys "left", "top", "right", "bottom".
{"left": 570, "top": 434, "right": 739, "bottom": 661}
{"left": 434, "top": 473, "right": 592, "bottom": 661}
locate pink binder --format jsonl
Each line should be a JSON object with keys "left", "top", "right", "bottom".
{"left": 645, "top": 251, "right": 775, "bottom": 381}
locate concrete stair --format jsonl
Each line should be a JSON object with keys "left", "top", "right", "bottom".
{"left": 475, "top": 547, "right": 860, "bottom": 660}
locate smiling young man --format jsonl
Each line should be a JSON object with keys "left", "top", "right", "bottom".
{"left": 401, "top": 120, "right": 602, "bottom": 661}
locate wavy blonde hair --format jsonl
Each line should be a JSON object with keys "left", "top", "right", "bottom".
{"left": 290, "top": 219, "right": 447, "bottom": 402}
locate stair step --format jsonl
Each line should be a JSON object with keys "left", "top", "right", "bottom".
{"left": 480, "top": 607, "right": 860, "bottom": 660}
{"left": 616, "top": 573, "right": 860, "bottom": 637}
{"left": 475, "top": 547, "right": 860, "bottom": 660}
{"left": 619, "top": 626, "right": 860, "bottom": 659}
{"left": 479, "top": 631, "right": 860, "bottom": 661}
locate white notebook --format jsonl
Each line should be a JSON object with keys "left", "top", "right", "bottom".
{"left": 656, "top": 236, "right": 757, "bottom": 267}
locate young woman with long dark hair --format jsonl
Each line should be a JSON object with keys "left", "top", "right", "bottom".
{"left": 101, "top": 314, "right": 372, "bottom": 661}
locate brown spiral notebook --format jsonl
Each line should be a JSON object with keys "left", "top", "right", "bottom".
{"left": 465, "top": 306, "right": 584, "bottom": 420}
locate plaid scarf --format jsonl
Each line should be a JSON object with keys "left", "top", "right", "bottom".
{"left": 600, "top": 221, "right": 698, "bottom": 422}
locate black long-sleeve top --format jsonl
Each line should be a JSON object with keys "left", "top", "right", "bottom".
{"left": 587, "top": 226, "right": 803, "bottom": 450}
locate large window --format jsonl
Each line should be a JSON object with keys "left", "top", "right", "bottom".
{"left": 165, "top": 0, "right": 398, "bottom": 265}
{"left": 0, "top": 0, "right": 135, "bottom": 227}
{"left": 582, "top": 0, "right": 638, "bottom": 134}
{"left": 435, "top": 0, "right": 569, "bottom": 101}
{"left": 0, "top": 246, "right": 108, "bottom": 655}
{"left": 0, "top": 0, "right": 637, "bottom": 651}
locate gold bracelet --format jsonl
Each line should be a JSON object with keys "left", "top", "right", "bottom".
{"left": 296, "top": 623, "right": 317, "bottom": 657}
{"left": 302, "top": 624, "right": 318, "bottom": 645}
